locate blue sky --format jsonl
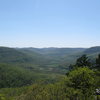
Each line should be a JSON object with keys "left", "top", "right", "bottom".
{"left": 0, "top": 0, "right": 100, "bottom": 48}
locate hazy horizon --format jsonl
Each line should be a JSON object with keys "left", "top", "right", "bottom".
{"left": 0, "top": 45, "right": 100, "bottom": 49}
{"left": 0, "top": 0, "right": 100, "bottom": 48}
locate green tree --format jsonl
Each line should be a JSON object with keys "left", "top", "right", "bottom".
{"left": 76, "top": 55, "right": 91, "bottom": 68}
{"left": 66, "top": 67, "right": 96, "bottom": 100}
{"left": 96, "top": 54, "right": 100, "bottom": 70}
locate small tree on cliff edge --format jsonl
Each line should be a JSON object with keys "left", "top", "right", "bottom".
{"left": 96, "top": 54, "right": 100, "bottom": 70}
{"left": 75, "top": 54, "right": 91, "bottom": 68}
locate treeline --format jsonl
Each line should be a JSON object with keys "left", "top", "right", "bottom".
{"left": 0, "top": 54, "right": 100, "bottom": 100}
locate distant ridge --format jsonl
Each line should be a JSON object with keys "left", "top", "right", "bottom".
{"left": 0, "top": 47, "right": 33, "bottom": 63}
{"left": 0, "top": 46, "right": 100, "bottom": 65}
{"left": 84, "top": 46, "right": 100, "bottom": 54}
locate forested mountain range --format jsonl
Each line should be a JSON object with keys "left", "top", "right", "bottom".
{"left": 0, "top": 46, "right": 100, "bottom": 75}
{"left": 0, "top": 46, "right": 100, "bottom": 99}
{"left": 0, "top": 46, "right": 100, "bottom": 66}
{"left": 16, "top": 46, "right": 100, "bottom": 65}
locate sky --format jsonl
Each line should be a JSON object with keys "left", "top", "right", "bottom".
{"left": 0, "top": 0, "right": 100, "bottom": 48}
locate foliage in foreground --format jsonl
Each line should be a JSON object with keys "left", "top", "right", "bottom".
{"left": 0, "top": 67, "right": 99, "bottom": 100}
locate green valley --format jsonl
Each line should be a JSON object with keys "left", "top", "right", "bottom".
{"left": 0, "top": 46, "right": 100, "bottom": 100}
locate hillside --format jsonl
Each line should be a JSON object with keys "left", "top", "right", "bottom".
{"left": 0, "top": 47, "right": 34, "bottom": 63}
{"left": 17, "top": 48, "right": 51, "bottom": 65}
{"left": 0, "top": 47, "right": 66, "bottom": 88}
{"left": 0, "top": 46, "right": 100, "bottom": 72}
{"left": 0, "top": 63, "right": 63, "bottom": 88}
{"left": 18, "top": 47, "right": 86, "bottom": 65}
{"left": 0, "top": 47, "right": 100, "bottom": 100}
{"left": 0, "top": 46, "right": 100, "bottom": 67}
{"left": 21, "top": 47, "right": 86, "bottom": 56}
{"left": 84, "top": 46, "right": 100, "bottom": 54}
{"left": 0, "top": 47, "right": 50, "bottom": 65}
{"left": 18, "top": 46, "right": 100, "bottom": 72}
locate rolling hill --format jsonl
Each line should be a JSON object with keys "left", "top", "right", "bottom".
{"left": 84, "top": 46, "right": 100, "bottom": 54}
{"left": 0, "top": 47, "right": 34, "bottom": 63}
{"left": 0, "top": 46, "right": 100, "bottom": 67}
{"left": 0, "top": 47, "right": 49, "bottom": 65}
{"left": 0, "top": 46, "right": 100, "bottom": 89}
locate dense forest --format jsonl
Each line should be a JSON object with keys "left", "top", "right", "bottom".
{"left": 0, "top": 46, "right": 100, "bottom": 100}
